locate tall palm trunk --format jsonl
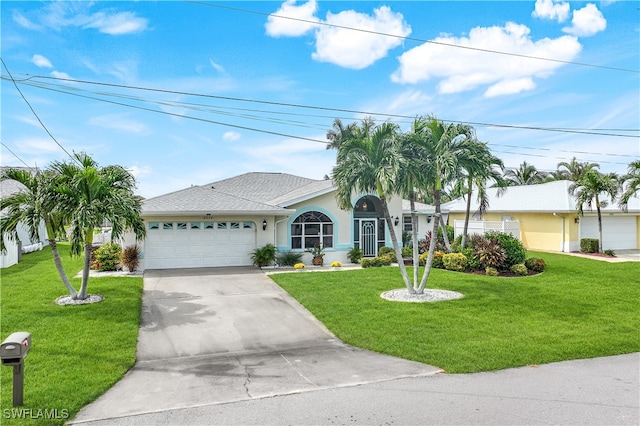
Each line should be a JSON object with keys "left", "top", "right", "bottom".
{"left": 409, "top": 191, "right": 419, "bottom": 288}
{"left": 77, "top": 230, "right": 94, "bottom": 300}
{"left": 380, "top": 195, "right": 414, "bottom": 293}
{"left": 418, "top": 187, "right": 442, "bottom": 293}
{"left": 461, "top": 178, "right": 473, "bottom": 249}
{"left": 595, "top": 194, "right": 603, "bottom": 253}
{"left": 48, "top": 238, "right": 78, "bottom": 298}
{"left": 439, "top": 215, "right": 451, "bottom": 252}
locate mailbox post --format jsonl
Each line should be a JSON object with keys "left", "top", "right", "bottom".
{"left": 0, "top": 332, "right": 31, "bottom": 406}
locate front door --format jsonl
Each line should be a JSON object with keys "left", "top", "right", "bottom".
{"left": 360, "top": 220, "right": 377, "bottom": 257}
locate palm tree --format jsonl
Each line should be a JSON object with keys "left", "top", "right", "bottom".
{"left": 455, "top": 140, "right": 506, "bottom": 249}
{"left": 569, "top": 169, "right": 619, "bottom": 253}
{"left": 51, "top": 153, "right": 146, "bottom": 300}
{"left": 397, "top": 120, "right": 431, "bottom": 286}
{"left": 332, "top": 121, "right": 414, "bottom": 292}
{"left": 326, "top": 117, "right": 374, "bottom": 151}
{"left": 0, "top": 168, "right": 78, "bottom": 298}
{"left": 504, "top": 161, "right": 548, "bottom": 186}
{"left": 556, "top": 157, "right": 599, "bottom": 183}
{"left": 620, "top": 160, "right": 640, "bottom": 211}
{"left": 412, "top": 116, "right": 475, "bottom": 292}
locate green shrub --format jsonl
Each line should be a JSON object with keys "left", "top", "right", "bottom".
{"left": 461, "top": 247, "right": 481, "bottom": 270}
{"left": 524, "top": 257, "right": 546, "bottom": 272}
{"left": 510, "top": 263, "right": 529, "bottom": 276}
{"left": 277, "top": 250, "right": 303, "bottom": 267}
{"left": 443, "top": 252, "right": 468, "bottom": 272}
{"left": 418, "top": 252, "right": 428, "bottom": 266}
{"left": 347, "top": 247, "right": 363, "bottom": 264}
{"left": 361, "top": 256, "right": 391, "bottom": 268}
{"left": 251, "top": 244, "right": 277, "bottom": 267}
{"left": 580, "top": 238, "right": 599, "bottom": 253}
{"left": 92, "top": 242, "right": 122, "bottom": 271}
{"left": 451, "top": 235, "right": 463, "bottom": 253}
{"left": 432, "top": 251, "right": 445, "bottom": 269}
{"left": 485, "top": 266, "right": 498, "bottom": 276}
{"left": 604, "top": 249, "right": 616, "bottom": 257}
{"left": 486, "top": 232, "right": 526, "bottom": 268}
{"left": 401, "top": 246, "right": 413, "bottom": 258}
{"left": 121, "top": 245, "right": 140, "bottom": 272}
{"left": 378, "top": 247, "right": 397, "bottom": 263}
{"left": 474, "top": 236, "right": 507, "bottom": 269}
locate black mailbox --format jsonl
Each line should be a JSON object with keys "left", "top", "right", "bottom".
{"left": 0, "top": 332, "right": 31, "bottom": 365}
{"left": 1, "top": 331, "right": 31, "bottom": 406}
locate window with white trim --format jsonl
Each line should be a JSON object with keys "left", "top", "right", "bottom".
{"left": 291, "top": 211, "right": 333, "bottom": 249}
{"left": 403, "top": 216, "right": 414, "bottom": 232}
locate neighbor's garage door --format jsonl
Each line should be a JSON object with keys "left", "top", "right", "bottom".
{"left": 144, "top": 221, "right": 256, "bottom": 269}
{"left": 580, "top": 216, "right": 637, "bottom": 250}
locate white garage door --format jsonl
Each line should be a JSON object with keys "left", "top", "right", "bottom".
{"left": 580, "top": 216, "right": 637, "bottom": 250}
{"left": 144, "top": 221, "right": 257, "bottom": 269}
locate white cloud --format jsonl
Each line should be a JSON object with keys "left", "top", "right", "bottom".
{"left": 81, "top": 11, "right": 148, "bottom": 35}
{"left": 31, "top": 54, "right": 53, "bottom": 68}
{"left": 20, "top": 3, "right": 148, "bottom": 35}
{"left": 127, "top": 165, "right": 152, "bottom": 179}
{"left": 50, "top": 70, "right": 71, "bottom": 79}
{"left": 19, "top": 138, "right": 63, "bottom": 154}
{"left": 223, "top": 131, "right": 241, "bottom": 141}
{"left": 532, "top": 0, "right": 570, "bottom": 22}
{"left": 265, "top": 0, "right": 320, "bottom": 37}
{"left": 88, "top": 114, "right": 151, "bottom": 135}
{"left": 209, "top": 59, "right": 226, "bottom": 75}
{"left": 266, "top": 3, "right": 410, "bottom": 69}
{"left": 312, "top": 6, "right": 411, "bottom": 69}
{"left": 392, "top": 22, "right": 582, "bottom": 98}
{"left": 13, "top": 11, "right": 41, "bottom": 30}
{"left": 563, "top": 4, "right": 606, "bottom": 37}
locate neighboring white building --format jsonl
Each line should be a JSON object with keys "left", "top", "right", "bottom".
{"left": 1, "top": 175, "right": 48, "bottom": 269}
{"left": 128, "top": 172, "right": 434, "bottom": 270}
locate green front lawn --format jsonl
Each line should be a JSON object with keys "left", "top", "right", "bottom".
{"left": 0, "top": 244, "right": 142, "bottom": 425}
{"left": 271, "top": 251, "right": 640, "bottom": 373}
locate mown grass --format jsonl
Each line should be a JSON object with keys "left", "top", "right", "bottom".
{"left": 271, "top": 251, "right": 640, "bottom": 373}
{"left": 0, "top": 244, "right": 142, "bottom": 425}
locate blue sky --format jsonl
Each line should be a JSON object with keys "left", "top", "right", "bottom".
{"left": 2, "top": 0, "right": 638, "bottom": 198}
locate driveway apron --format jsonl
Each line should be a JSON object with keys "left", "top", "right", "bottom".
{"left": 73, "top": 267, "right": 441, "bottom": 423}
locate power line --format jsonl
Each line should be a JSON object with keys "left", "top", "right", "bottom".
{"left": 188, "top": 1, "right": 639, "bottom": 75}
{"left": 0, "top": 59, "right": 78, "bottom": 164}
{"left": 0, "top": 141, "right": 32, "bottom": 168}
{"left": 12, "top": 74, "right": 639, "bottom": 140}
{"left": 8, "top": 74, "right": 639, "bottom": 163}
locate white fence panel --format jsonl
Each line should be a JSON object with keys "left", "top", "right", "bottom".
{"left": 454, "top": 220, "right": 520, "bottom": 240}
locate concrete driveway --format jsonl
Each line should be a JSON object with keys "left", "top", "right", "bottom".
{"left": 72, "top": 267, "right": 441, "bottom": 423}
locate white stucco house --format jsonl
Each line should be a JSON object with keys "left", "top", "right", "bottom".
{"left": 132, "top": 172, "right": 434, "bottom": 270}
{"left": 0, "top": 175, "right": 48, "bottom": 269}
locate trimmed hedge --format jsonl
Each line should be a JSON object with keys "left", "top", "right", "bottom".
{"left": 580, "top": 238, "right": 599, "bottom": 253}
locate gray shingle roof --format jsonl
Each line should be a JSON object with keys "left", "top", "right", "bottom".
{"left": 402, "top": 200, "right": 435, "bottom": 214}
{"left": 142, "top": 172, "right": 327, "bottom": 215}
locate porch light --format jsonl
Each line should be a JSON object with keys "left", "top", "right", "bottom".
{"left": 394, "top": 216, "right": 400, "bottom": 226}
{"left": 262, "top": 219, "right": 267, "bottom": 230}
{"left": 574, "top": 217, "right": 579, "bottom": 224}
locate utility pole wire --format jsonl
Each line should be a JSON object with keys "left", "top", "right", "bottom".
{"left": 0, "top": 58, "right": 78, "bottom": 164}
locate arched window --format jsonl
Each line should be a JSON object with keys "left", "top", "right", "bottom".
{"left": 291, "top": 211, "right": 333, "bottom": 249}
